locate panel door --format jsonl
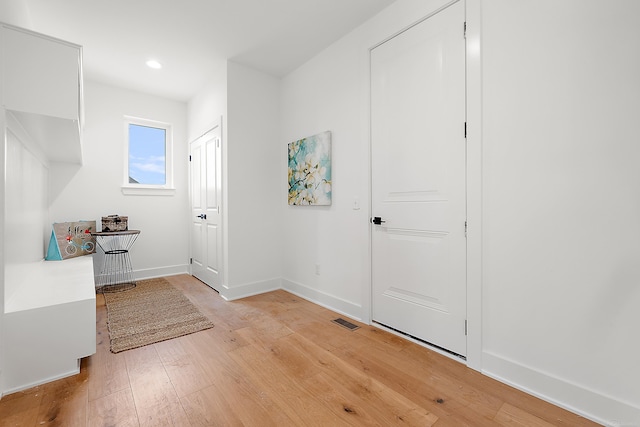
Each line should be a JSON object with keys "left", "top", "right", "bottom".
{"left": 370, "top": 0, "right": 467, "bottom": 356}
{"left": 190, "top": 124, "right": 222, "bottom": 290}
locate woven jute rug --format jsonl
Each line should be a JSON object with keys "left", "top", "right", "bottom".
{"left": 104, "top": 277, "right": 214, "bottom": 353}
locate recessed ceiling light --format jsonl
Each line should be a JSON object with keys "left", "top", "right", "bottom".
{"left": 146, "top": 60, "right": 162, "bottom": 69}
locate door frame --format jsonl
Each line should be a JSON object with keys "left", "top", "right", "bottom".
{"left": 464, "top": 0, "right": 482, "bottom": 372}
{"left": 366, "top": 0, "right": 483, "bottom": 371}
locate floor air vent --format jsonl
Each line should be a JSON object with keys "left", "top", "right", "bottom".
{"left": 332, "top": 318, "right": 360, "bottom": 331}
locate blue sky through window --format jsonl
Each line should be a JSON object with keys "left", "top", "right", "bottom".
{"left": 128, "top": 124, "right": 166, "bottom": 185}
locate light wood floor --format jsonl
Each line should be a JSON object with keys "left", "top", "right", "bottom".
{"left": 0, "top": 274, "right": 600, "bottom": 426}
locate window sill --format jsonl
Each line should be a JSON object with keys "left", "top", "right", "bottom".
{"left": 121, "top": 186, "right": 176, "bottom": 196}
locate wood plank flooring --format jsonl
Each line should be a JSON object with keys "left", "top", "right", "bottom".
{"left": 0, "top": 274, "right": 600, "bottom": 426}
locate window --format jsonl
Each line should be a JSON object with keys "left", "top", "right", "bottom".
{"left": 123, "top": 116, "right": 174, "bottom": 195}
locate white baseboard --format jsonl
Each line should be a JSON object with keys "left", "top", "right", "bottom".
{"left": 93, "top": 262, "right": 189, "bottom": 286}
{"left": 133, "top": 264, "right": 189, "bottom": 281}
{"left": 482, "top": 351, "right": 640, "bottom": 427}
{"left": 211, "top": 277, "right": 364, "bottom": 323}
{"left": 2, "top": 362, "right": 80, "bottom": 396}
{"left": 281, "top": 278, "right": 363, "bottom": 321}
{"left": 220, "top": 277, "right": 282, "bottom": 301}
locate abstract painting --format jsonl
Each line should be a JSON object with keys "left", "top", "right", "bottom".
{"left": 288, "top": 131, "right": 332, "bottom": 205}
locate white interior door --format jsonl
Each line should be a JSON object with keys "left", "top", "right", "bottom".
{"left": 370, "top": 1, "right": 467, "bottom": 357}
{"left": 190, "top": 124, "right": 222, "bottom": 290}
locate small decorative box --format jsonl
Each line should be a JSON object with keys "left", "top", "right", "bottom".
{"left": 101, "top": 215, "right": 128, "bottom": 232}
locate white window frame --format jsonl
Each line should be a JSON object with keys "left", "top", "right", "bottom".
{"left": 122, "top": 116, "right": 175, "bottom": 196}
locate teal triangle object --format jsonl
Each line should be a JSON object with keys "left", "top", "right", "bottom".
{"left": 45, "top": 230, "right": 62, "bottom": 261}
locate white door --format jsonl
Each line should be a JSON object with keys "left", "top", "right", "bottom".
{"left": 370, "top": 1, "right": 467, "bottom": 357}
{"left": 190, "top": 124, "right": 222, "bottom": 290}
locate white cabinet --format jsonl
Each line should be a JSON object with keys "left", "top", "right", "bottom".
{"left": 1, "top": 23, "right": 83, "bottom": 164}
{"left": 2, "top": 25, "right": 81, "bottom": 120}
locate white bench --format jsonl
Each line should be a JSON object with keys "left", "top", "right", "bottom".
{"left": 3, "top": 256, "right": 96, "bottom": 393}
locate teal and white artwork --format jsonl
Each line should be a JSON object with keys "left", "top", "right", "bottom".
{"left": 288, "top": 131, "right": 332, "bottom": 206}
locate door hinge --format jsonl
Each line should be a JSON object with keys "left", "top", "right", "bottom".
{"left": 189, "top": 155, "right": 192, "bottom": 161}
{"left": 216, "top": 138, "right": 220, "bottom": 148}
{"left": 464, "top": 122, "right": 467, "bottom": 138}
{"left": 190, "top": 257, "right": 193, "bottom": 264}
{"left": 465, "top": 319, "right": 468, "bottom": 336}
{"left": 464, "top": 21, "right": 467, "bottom": 38}
{"left": 464, "top": 220, "right": 468, "bottom": 237}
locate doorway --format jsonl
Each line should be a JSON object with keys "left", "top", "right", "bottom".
{"left": 190, "top": 123, "right": 222, "bottom": 291}
{"left": 370, "top": 0, "right": 467, "bottom": 357}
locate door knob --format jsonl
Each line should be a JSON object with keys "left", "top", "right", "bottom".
{"left": 197, "top": 214, "right": 207, "bottom": 219}
{"left": 371, "top": 216, "right": 385, "bottom": 225}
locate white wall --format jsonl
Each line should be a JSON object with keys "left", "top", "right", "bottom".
{"left": 480, "top": 1, "right": 640, "bottom": 423}
{"left": 188, "top": 61, "right": 282, "bottom": 299}
{"left": 188, "top": 60, "right": 227, "bottom": 142}
{"left": 279, "top": 46, "right": 370, "bottom": 317}
{"left": 49, "top": 80, "right": 190, "bottom": 279}
{"left": 0, "top": 0, "right": 31, "bottom": 28}
{"left": 0, "top": 111, "right": 4, "bottom": 392}
{"left": 279, "top": 0, "right": 640, "bottom": 424}
{"left": 224, "top": 61, "right": 282, "bottom": 296}
{"left": 4, "top": 126, "right": 48, "bottom": 301}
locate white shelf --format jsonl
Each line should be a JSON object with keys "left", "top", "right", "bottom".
{"left": 6, "top": 109, "right": 82, "bottom": 165}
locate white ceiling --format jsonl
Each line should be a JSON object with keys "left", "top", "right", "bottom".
{"left": 15, "top": 0, "right": 396, "bottom": 102}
